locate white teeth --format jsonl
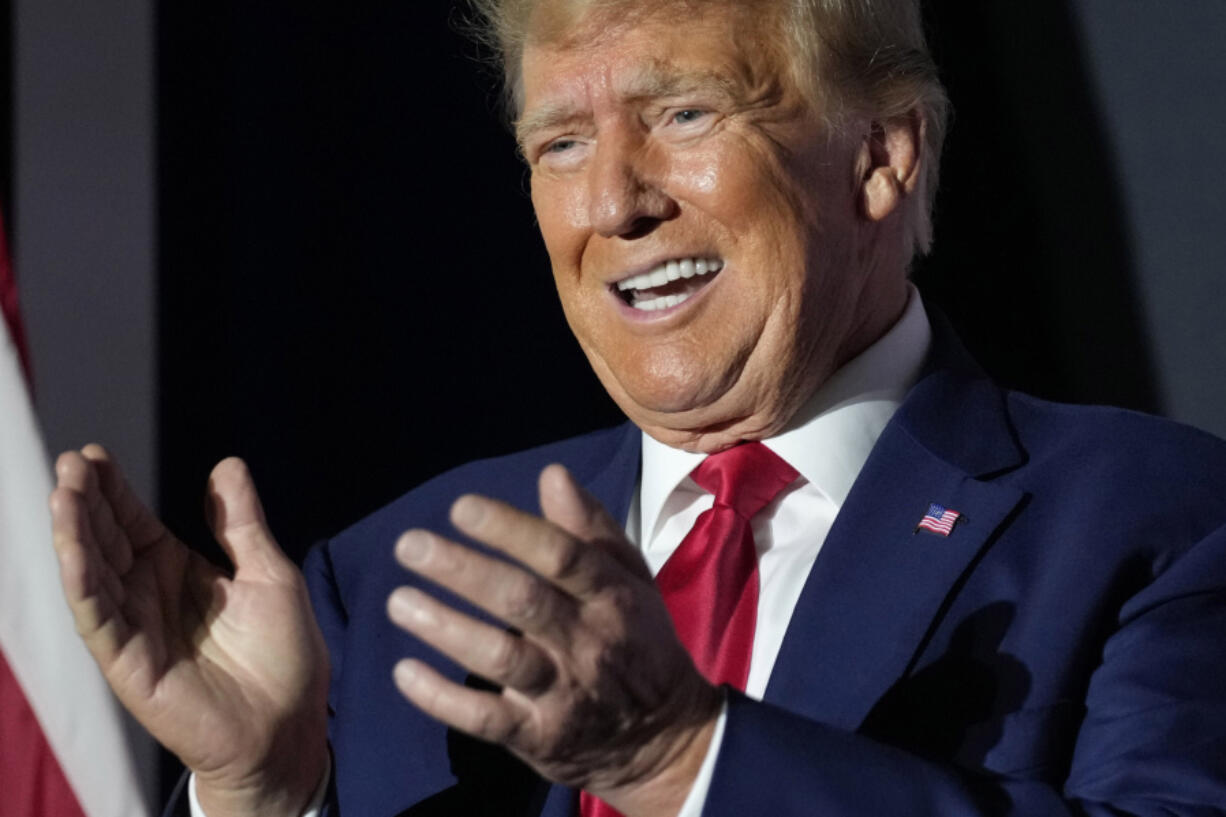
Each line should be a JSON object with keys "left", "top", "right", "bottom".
{"left": 635, "top": 292, "right": 693, "bottom": 311}
{"left": 616, "top": 257, "right": 723, "bottom": 292}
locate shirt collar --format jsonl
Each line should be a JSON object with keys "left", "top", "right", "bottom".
{"left": 639, "top": 284, "right": 932, "bottom": 542}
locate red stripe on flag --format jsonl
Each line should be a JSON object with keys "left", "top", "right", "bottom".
{"left": 0, "top": 209, "right": 32, "bottom": 391}
{"left": 0, "top": 648, "right": 88, "bottom": 817}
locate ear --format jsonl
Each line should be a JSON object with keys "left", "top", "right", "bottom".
{"left": 856, "top": 110, "right": 924, "bottom": 223}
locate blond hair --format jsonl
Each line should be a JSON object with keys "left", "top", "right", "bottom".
{"left": 466, "top": 0, "right": 948, "bottom": 256}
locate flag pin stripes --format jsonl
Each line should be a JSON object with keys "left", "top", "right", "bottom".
{"left": 915, "top": 503, "right": 964, "bottom": 536}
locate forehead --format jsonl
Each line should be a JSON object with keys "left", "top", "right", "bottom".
{"left": 518, "top": 4, "right": 783, "bottom": 131}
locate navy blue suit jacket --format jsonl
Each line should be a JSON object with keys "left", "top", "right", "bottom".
{"left": 167, "top": 340, "right": 1226, "bottom": 816}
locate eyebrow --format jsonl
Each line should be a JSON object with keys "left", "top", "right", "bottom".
{"left": 515, "top": 61, "right": 741, "bottom": 147}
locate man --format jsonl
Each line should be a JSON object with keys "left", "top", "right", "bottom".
{"left": 50, "top": 0, "right": 1226, "bottom": 816}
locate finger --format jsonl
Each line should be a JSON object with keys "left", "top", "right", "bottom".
{"left": 52, "top": 452, "right": 100, "bottom": 568}
{"left": 83, "top": 444, "right": 165, "bottom": 562}
{"left": 50, "top": 456, "right": 127, "bottom": 609}
{"left": 49, "top": 483, "right": 131, "bottom": 664}
{"left": 538, "top": 464, "right": 652, "bottom": 582}
{"left": 204, "top": 457, "right": 293, "bottom": 583}
{"left": 388, "top": 586, "right": 555, "bottom": 694}
{"left": 393, "top": 657, "right": 528, "bottom": 747}
{"left": 449, "top": 493, "right": 630, "bottom": 601}
{"left": 395, "top": 529, "right": 576, "bottom": 640}
{"left": 54, "top": 449, "right": 132, "bottom": 578}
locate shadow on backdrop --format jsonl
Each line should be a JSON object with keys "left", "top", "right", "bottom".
{"left": 915, "top": 0, "right": 1161, "bottom": 415}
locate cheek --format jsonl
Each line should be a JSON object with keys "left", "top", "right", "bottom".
{"left": 675, "top": 138, "right": 811, "bottom": 250}
{"left": 672, "top": 144, "right": 749, "bottom": 211}
{"left": 670, "top": 152, "right": 719, "bottom": 196}
{"left": 532, "top": 179, "right": 588, "bottom": 263}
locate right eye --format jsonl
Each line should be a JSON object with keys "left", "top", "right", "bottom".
{"left": 535, "top": 136, "right": 589, "bottom": 170}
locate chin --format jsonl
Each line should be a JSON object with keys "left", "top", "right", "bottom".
{"left": 623, "top": 387, "right": 796, "bottom": 453}
{"left": 639, "top": 412, "right": 787, "bottom": 453}
{"left": 584, "top": 346, "right": 803, "bottom": 449}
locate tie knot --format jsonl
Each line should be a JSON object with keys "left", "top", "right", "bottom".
{"left": 691, "top": 441, "right": 798, "bottom": 520}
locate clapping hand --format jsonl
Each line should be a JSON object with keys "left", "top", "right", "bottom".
{"left": 387, "top": 464, "right": 722, "bottom": 817}
{"left": 50, "top": 446, "right": 330, "bottom": 817}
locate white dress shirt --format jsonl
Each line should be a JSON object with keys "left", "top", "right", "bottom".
{"left": 192, "top": 287, "right": 930, "bottom": 817}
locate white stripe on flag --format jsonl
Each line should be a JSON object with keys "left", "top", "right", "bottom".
{"left": 0, "top": 314, "right": 153, "bottom": 817}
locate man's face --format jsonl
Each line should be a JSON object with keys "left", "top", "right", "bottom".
{"left": 519, "top": 3, "right": 906, "bottom": 452}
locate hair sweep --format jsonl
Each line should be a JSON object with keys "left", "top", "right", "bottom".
{"left": 464, "top": 0, "right": 949, "bottom": 256}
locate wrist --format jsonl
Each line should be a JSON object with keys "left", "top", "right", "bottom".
{"left": 599, "top": 683, "right": 724, "bottom": 817}
{"left": 194, "top": 740, "right": 328, "bottom": 817}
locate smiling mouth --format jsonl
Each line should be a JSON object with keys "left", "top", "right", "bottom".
{"left": 613, "top": 257, "right": 724, "bottom": 312}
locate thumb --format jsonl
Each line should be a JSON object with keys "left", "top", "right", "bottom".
{"left": 205, "top": 457, "right": 291, "bottom": 581}
{"left": 538, "top": 463, "right": 651, "bottom": 581}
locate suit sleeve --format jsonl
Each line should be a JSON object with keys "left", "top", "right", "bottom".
{"left": 300, "top": 542, "right": 346, "bottom": 816}
{"left": 303, "top": 541, "right": 348, "bottom": 722}
{"left": 702, "top": 524, "right": 1226, "bottom": 817}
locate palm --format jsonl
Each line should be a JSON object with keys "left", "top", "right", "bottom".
{"left": 50, "top": 446, "right": 328, "bottom": 794}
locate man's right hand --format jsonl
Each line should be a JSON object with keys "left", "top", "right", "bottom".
{"left": 49, "top": 445, "right": 330, "bottom": 817}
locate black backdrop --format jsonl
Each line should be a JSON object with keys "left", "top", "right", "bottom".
{"left": 157, "top": 1, "right": 1157, "bottom": 568}
{"left": 158, "top": 3, "right": 624, "bottom": 566}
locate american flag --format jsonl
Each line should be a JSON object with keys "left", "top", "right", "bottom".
{"left": 916, "top": 503, "right": 962, "bottom": 536}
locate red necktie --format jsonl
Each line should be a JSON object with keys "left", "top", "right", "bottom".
{"left": 581, "top": 442, "right": 797, "bottom": 817}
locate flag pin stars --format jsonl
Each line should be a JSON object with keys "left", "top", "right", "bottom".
{"left": 914, "top": 503, "right": 965, "bottom": 536}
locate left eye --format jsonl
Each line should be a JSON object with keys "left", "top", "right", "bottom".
{"left": 672, "top": 109, "right": 707, "bottom": 124}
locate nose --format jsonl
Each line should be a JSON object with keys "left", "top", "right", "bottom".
{"left": 588, "top": 132, "right": 678, "bottom": 238}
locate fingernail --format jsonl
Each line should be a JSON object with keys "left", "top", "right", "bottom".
{"left": 451, "top": 495, "right": 485, "bottom": 528}
{"left": 394, "top": 659, "right": 417, "bottom": 689}
{"left": 397, "top": 530, "right": 431, "bottom": 565}
{"left": 389, "top": 587, "right": 430, "bottom": 624}
{"left": 388, "top": 586, "right": 413, "bottom": 619}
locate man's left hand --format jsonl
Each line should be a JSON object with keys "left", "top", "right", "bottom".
{"left": 386, "top": 463, "right": 722, "bottom": 817}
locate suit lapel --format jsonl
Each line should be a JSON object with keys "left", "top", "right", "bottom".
{"left": 537, "top": 786, "right": 580, "bottom": 817}
{"left": 764, "top": 370, "right": 1027, "bottom": 732}
{"left": 580, "top": 422, "right": 642, "bottom": 528}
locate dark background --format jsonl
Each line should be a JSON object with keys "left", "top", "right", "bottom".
{"left": 157, "top": 4, "right": 627, "bottom": 563}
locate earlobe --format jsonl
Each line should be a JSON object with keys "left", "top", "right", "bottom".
{"left": 858, "top": 112, "right": 923, "bottom": 223}
{"left": 862, "top": 167, "right": 902, "bottom": 222}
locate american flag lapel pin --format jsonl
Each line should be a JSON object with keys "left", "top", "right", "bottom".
{"left": 914, "top": 503, "right": 965, "bottom": 536}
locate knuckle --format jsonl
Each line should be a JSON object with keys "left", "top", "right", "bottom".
{"left": 592, "top": 639, "right": 627, "bottom": 676}
{"left": 504, "top": 575, "right": 547, "bottom": 623}
{"left": 470, "top": 703, "right": 512, "bottom": 743}
{"left": 608, "top": 581, "right": 638, "bottom": 608}
{"left": 546, "top": 536, "right": 583, "bottom": 580}
{"left": 598, "top": 582, "right": 641, "bottom": 620}
{"left": 430, "top": 539, "right": 464, "bottom": 576}
{"left": 488, "top": 633, "right": 523, "bottom": 679}
{"left": 416, "top": 676, "right": 444, "bottom": 712}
